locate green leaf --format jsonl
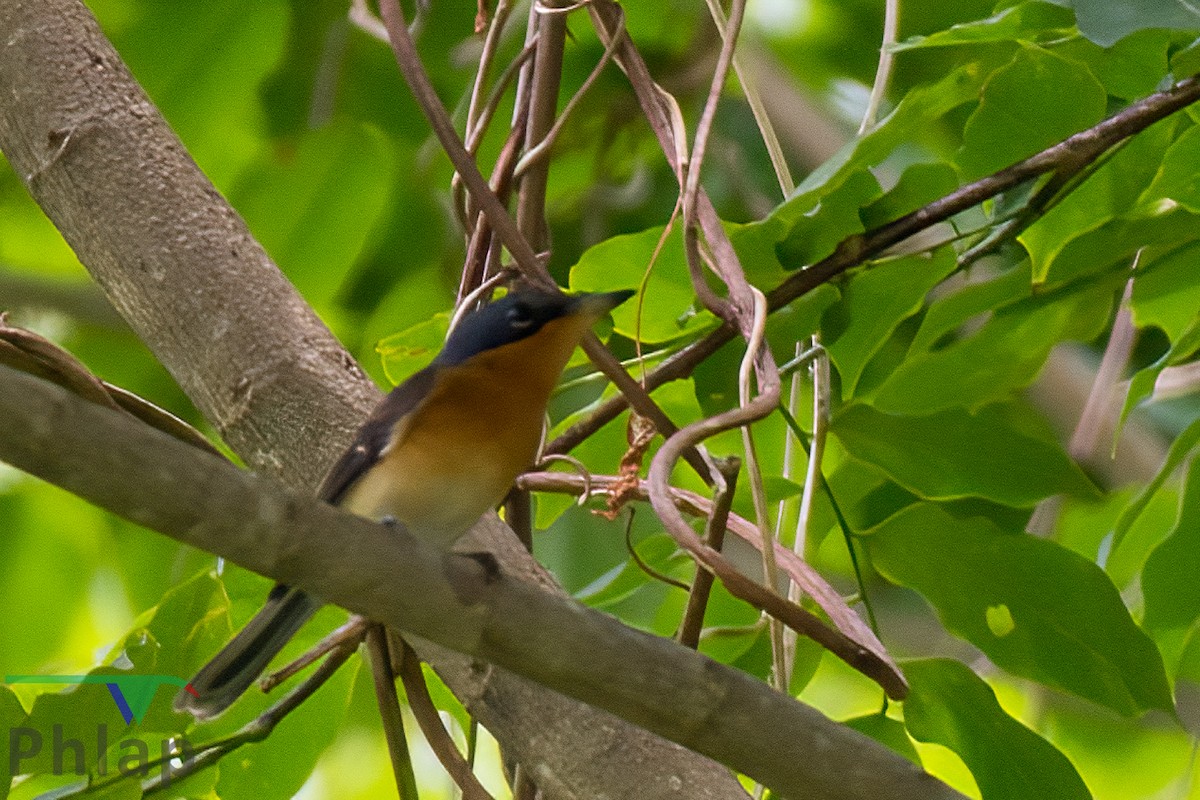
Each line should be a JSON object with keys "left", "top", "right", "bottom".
{"left": 0, "top": 685, "right": 27, "bottom": 800}
{"left": 376, "top": 312, "right": 450, "bottom": 386}
{"left": 775, "top": 171, "right": 881, "bottom": 268}
{"left": 791, "top": 63, "right": 993, "bottom": 199}
{"left": 1066, "top": 0, "right": 1200, "bottom": 47}
{"left": 872, "top": 284, "right": 1116, "bottom": 414}
{"left": 858, "top": 163, "right": 961, "bottom": 230}
{"left": 959, "top": 46, "right": 1107, "bottom": 180}
{"left": 911, "top": 263, "right": 1034, "bottom": 352}
{"left": 893, "top": 3, "right": 1077, "bottom": 51}
{"left": 869, "top": 505, "right": 1172, "bottom": 715}
{"left": 1118, "top": 311, "right": 1200, "bottom": 432}
{"left": 903, "top": 659, "right": 1092, "bottom": 800}
{"left": 231, "top": 121, "right": 396, "bottom": 307}
{"left": 570, "top": 225, "right": 718, "bottom": 344}
{"left": 1018, "top": 114, "right": 1180, "bottom": 285}
{"left": 834, "top": 403, "right": 1096, "bottom": 507}
{"left": 1139, "top": 124, "right": 1200, "bottom": 214}
{"left": 208, "top": 612, "right": 360, "bottom": 800}
{"left": 824, "top": 247, "right": 957, "bottom": 398}
{"left": 1142, "top": 456, "right": 1200, "bottom": 632}
{"left": 1112, "top": 415, "right": 1200, "bottom": 551}
{"left": 843, "top": 712, "right": 920, "bottom": 765}
{"left": 1132, "top": 241, "right": 1200, "bottom": 341}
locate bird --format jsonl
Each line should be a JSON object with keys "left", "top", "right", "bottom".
{"left": 175, "top": 286, "right": 633, "bottom": 719}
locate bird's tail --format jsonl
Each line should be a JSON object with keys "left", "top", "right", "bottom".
{"left": 174, "top": 584, "right": 323, "bottom": 720}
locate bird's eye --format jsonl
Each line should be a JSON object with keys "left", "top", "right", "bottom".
{"left": 508, "top": 303, "right": 535, "bottom": 329}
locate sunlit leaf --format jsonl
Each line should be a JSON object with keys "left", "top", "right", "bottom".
{"left": 903, "top": 659, "right": 1091, "bottom": 800}
{"left": 834, "top": 403, "right": 1096, "bottom": 507}
{"left": 959, "top": 45, "right": 1106, "bottom": 180}
{"left": 870, "top": 505, "right": 1172, "bottom": 715}
{"left": 824, "top": 247, "right": 956, "bottom": 397}
{"left": 1142, "top": 456, "right": 1200, "bottom": 632}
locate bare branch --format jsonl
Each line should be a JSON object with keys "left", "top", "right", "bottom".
{"left": 0, "top": 364, "right": 957, "bottom": 799}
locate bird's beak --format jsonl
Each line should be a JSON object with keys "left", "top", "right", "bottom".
{"left": 570, "top": 289, "right": 635, "bottom": 320}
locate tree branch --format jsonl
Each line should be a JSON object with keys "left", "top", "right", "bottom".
{"left": 547, "top": 71, "right": 1200, "bottom": 455}
{"left": 0, "top": 365, "right": 965, "bottom": 800}
{"left": 0, "top": 1, "right": 744, "bottom": 796}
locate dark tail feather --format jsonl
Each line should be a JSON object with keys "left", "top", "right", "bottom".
{"left": 174, "top": 584, "right": 323, "bottom": 720}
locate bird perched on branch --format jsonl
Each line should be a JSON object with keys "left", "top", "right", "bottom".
{"left": 176, "top": 286, "right": 633, "bottom": 719}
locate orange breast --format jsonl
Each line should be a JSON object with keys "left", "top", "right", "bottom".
{"left": 337, "top": 315, "right": 587, "bottom": 545}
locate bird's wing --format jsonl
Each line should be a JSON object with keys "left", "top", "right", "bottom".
{"left": 317, "top": 365, "right": 439, "bottom": 505}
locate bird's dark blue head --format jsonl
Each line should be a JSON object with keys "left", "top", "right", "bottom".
{"left": 434, "top": 288, "right": 633, "bottom": 367}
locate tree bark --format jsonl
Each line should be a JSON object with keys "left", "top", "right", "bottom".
{"left": 0, "top": 1, "right": 750, "bottom": 797}
{"left": 0, "top": 364, "right": 966, "bottom": 800}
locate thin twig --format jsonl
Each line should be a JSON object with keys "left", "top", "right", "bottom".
{"left": 517, "top": 468, "right": 900, "bottom": 687}
{"left": 395, "top": 639, "right": 496, "bottom": 800}
{"left": 547, "top": 74, "right": 1200, "bottom": 456}
{"left": 700, "top": 0, "right": 793, "bottom": 195}
{"left": 380, "top": 0, "right": 708, "bottom": 481}
{"left": 367, "top": 625, "right": 420, "bottom": 800}
{"left": 261, "top": 615, "right": 369, "bottom": 692}
{"left": 735, "top": 289, "right": 787, "bottom": 689}
{"left": 514, "top": 5, "right": 624, "bottom": 178}
{"left": 677, "top": 456, "right": 740, "bottom": 648}
{"left": 783, "top": 339, "right": 827, "bottom": 683}
{"left": 466, "top": 0, "right": 515, "bottom": 152}
{"left": 140, "top": 638, "right": 359, "bottom": 795}
{"left": 859, "top": 0, "right": 899, "bottom": 134}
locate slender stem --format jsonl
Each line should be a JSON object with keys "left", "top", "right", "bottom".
{"left": 678, "top": 456, "right": 740, "bottom": 648}
{"left": 859, "top": 0, "right": 899, "bottom": 135}
{"left": 548, "top": 74, "right": 1200, "bottom": 456}
{"left": 395, "top": 639, "right": 496, "bottom": 800}
{"left": 367, "top": 625, "right": 421, "bottom": 800}
{"left": 700, "top": 0, "right": 793, "bottom": 195}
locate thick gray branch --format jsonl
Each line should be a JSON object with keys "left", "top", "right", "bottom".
{"left": 0, "top": 1, "right": 744, "bottom": 797}
{"left": 0, "top": 364, "right": 963, "bottom": 800}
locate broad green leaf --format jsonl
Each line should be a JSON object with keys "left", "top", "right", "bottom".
{"left": 0, "top": 685, "right": 27, "bottom": 800}
{"left": 903, "top": 659, "right": 1091, "bottom": 800}
{"left": 376, "top": 312, "right": 450, "bottom": 386}
{"left": 1113, "top": 415, "right": 1200, "bottom": 551}
{"left": 910, "top": 262, "right": 1034, "bottom": 352}
{"left": 824, "top": 247, "right": 957, "bottom": 398}
{"left": 775, "top": 171, "right": 881, "bottom": 268}
{"left": 1132, "top": 241, "right": 1200, "bottom": 341}
{"left": 959, "top": 46, "right": 1107, "bottom": 180}
{"left": 791, "top": 62, "right": 993, "bottom": 199}
{"left": 834, "top": 403, "right": 1095, "bottom": 506}
{"left": 1172, "top": 34, "right": 1200, "bottom": 78}
{"left": 893, "top": 3, "right": 1077, "bottom": 51}
{"left": 231, "top": 122, "right": 396, "bottom": 307}
{"left": 212, "top": 657, "right": 360, "bottom": 800}
{"left": 1019, "top": 114, "right": 1179, "bottom": 284}
{"left": 1139, "top": 124, "right": 1200, "bottom": 214}
{"left": 575, "top": 533, "right": 691, "bottom": 610}
{"left": 570, "top": 225, "right": 718, "bottom": 344}
{"left": 872, "top": 284, "right": 1115, "bottom": 414}
{"left": 1065, "top": 0, "right": 1200, "bottom": 47}
{"left": 1142, "top": 456, "right": 1200, "bottom": 632}
{"left": 858, "top": 163, "right": 960, "bottom": 230}
{"left": 844, "top": 712, "right": 920, "bottom": 765}
{"left": 1055, "top": 28, "right": 1174, "bottom": 100}
{"left": 869, "top": 505, "right": 1172, "bottom": 715}
{"left": 1118, "top": 312, "right": 1200, "bottom": 431}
